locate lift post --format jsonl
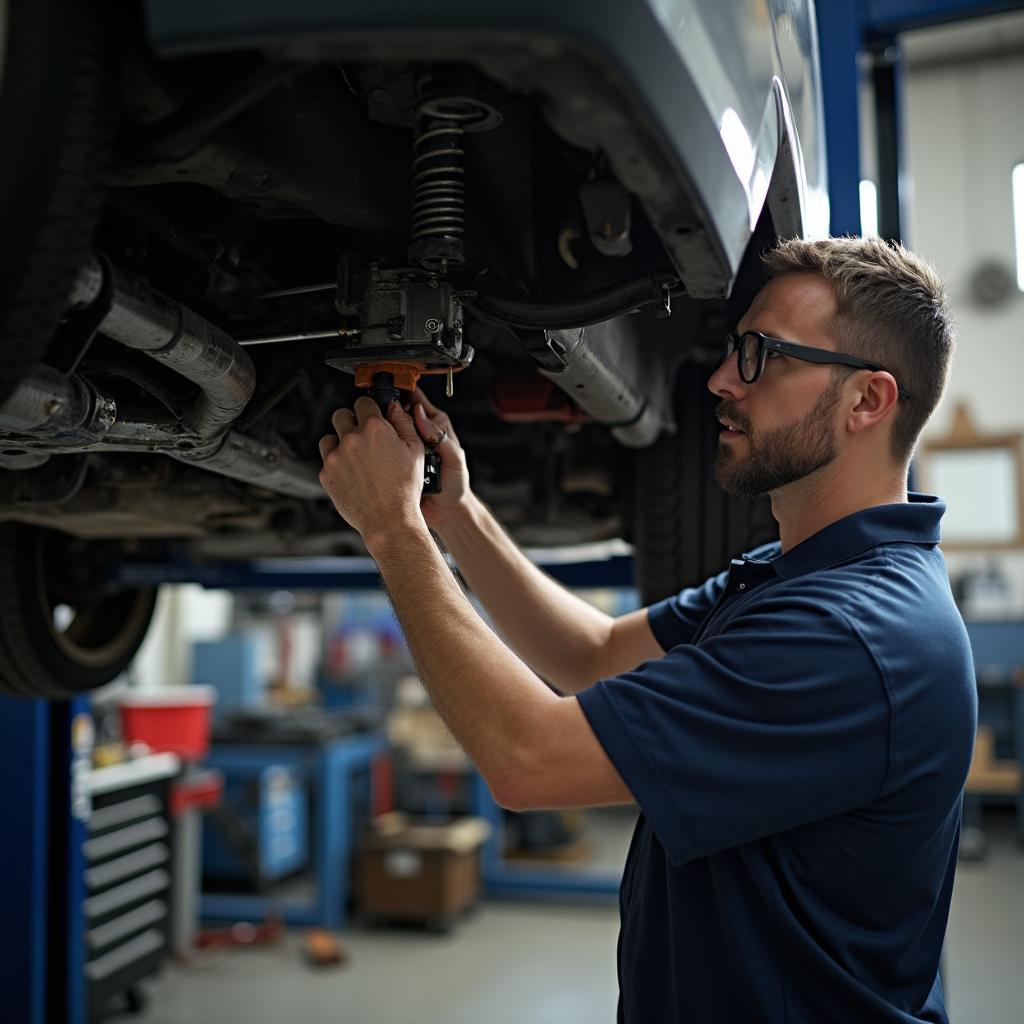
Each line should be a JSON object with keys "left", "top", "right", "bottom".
{"left": 0, "top": 696, "right": 90, "bottom": 1024}
{"left": 816, "top": 0, "right": 1024, "bottom": 238}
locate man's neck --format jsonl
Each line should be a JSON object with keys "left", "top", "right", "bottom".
{"left": 770, "top": 459, "right": 909, "bottom": 553}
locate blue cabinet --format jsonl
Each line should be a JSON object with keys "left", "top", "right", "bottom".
{"left": 202, "top": 764, "right": 309, "bottom": 884}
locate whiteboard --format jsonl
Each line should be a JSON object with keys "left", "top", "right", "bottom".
{"left": 930, "top": 447, "right": 1020, "bottom": 545}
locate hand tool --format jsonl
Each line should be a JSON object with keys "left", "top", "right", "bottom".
{"left": 354, "top": 361, "right": 460, "bottom": 494}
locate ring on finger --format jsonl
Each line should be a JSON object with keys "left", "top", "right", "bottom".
{"left": 427, "top": 427, "right": 448, "bottom": 450}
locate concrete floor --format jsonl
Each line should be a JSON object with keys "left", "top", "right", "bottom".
{"left": 111, "top": 902, "right": 620, "bottom": 1024}
{"left": 113, "top": 813, "right": 1022, "bottom": 1024}
{"left": 943, "top": 818, "right": 1024, "bottom": 1024}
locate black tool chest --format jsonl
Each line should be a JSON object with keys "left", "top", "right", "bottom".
{"left": 85, "top": 754, "right": 179, "bottom": 1019}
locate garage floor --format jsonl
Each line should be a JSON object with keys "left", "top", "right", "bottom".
{"left": 112, "top": 814, "right": 1023, "bottom": 1024}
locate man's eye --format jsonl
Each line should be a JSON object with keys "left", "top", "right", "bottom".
{"left": 766, "top": 350, "right": 782, "bottom": 360}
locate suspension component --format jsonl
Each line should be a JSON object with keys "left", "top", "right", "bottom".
{"left": 324, "top": 266, "right": 474, "bottom": 375}
{"left": 407, "top": 71, "right": 502, "bottom": 272}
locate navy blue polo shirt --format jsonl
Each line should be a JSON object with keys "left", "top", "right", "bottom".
{"left": 577, "top": 494, "right": 976, "bottom": 1023}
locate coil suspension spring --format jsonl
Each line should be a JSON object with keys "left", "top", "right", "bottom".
{"left": 407, "top": 75, "right": 501, "bottom": 273}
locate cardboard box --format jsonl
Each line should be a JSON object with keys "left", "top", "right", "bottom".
{"left": 358, "top": 813, "right": 491, "bottom": 927}
{"left": 966, "top": 725, "right": 1022, "bottom": 795}
{"left": 386, "top": 706, "right": 471, "bottom": 771}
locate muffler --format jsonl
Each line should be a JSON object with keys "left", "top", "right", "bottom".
{"left": 0, "top": 256, "right": 325, "bottom": 501}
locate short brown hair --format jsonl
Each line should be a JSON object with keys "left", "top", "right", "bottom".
{"left": 763, "top": 237, "right": 954, "bottom": 465}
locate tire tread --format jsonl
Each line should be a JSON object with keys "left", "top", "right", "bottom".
{"left": 633, "top": 364, "right": 777, "bottom": 604}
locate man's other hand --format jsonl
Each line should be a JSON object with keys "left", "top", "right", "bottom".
{"left": 409, "top": 387, "right": 472, "bottom": 531}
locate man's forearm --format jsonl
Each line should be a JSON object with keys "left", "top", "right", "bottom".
{"left": 365, "top": 517, "right": 566, "bottom": 803}
{"left": 316, "top": 397, "right": 635, "bottom": 812}
{"left": 432, "top": 494, "right": 615, "bottom": 693}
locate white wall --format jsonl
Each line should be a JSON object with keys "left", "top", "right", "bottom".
{"left": 859, "top": 48, "right": 1024, "bottom": 425}
{"left": 129, "top": 584, "right": 234, "bottom": 690}
{"left": 861, "top": 43, "right": 1024, "bottom": 614}
{"left": 903, "top": 54, "right": 1024, "bottom": 440}
{"left": 862, "top": 48, "right": 1024, "bottom": 436}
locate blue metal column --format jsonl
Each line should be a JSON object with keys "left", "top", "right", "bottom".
{"left": 864, "top": 0, "right": 1024, "bottom": 33}
{"left": 816, "top": 0, "right": 865, "bottom": 237}
{"left": 43, "top": 699, "right": 90, "bottom": 1024}
{"left": 869, "top": 38, "right": 909, "bottom": 243}
{"left": 55, "top": 698, "right": 92, "bottom": 1024}
{"left": 0, "top": 698, "right": 51, "bottom": 1024}
{"left": 0, "top": 695, "right": 90, "bottom": 1024}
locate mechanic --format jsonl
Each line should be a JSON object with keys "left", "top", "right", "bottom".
{"left": 318, "top": 236, "right": 976, "bottom": 1024}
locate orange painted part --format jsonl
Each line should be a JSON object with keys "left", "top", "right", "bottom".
{"left": 491, "top": 373, "right": 589, "bottom": 423}
{"left": 354, "top": 361, "right": 470, "bottom": 393}
{"left": 354, "top": 362, "right": 427, "bottom": 392}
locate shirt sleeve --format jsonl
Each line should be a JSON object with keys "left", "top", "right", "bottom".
{"left": 646, "top": 567, "right": 730, "bottom": 650}
{"left": 578, "top": 589, "right": 890, "bottom": 865}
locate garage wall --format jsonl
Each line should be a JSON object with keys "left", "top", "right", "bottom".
{"left": 860, "top": 42, "right": 1024, "bottom": 612}
{"left": 903, "top": 53, "right": 1024, "bottom": 440}
{"left": 130, "top": 584, "right": 233, "bottom": 690}
{"left": 860, "top": 48, "right": 1024, "bottom": 436}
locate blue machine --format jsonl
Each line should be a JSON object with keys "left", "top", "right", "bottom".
{"left": 192, "top": 634, "right": 265, "bottom": 719}
{"left": 963, "top": 620, "right": 1024, "bottom": 836}
{"left": 202, "top": 764, "right": 309, "bottom": 884}
{"left": 200, "top": 734, "right": 386, "bottom": 928}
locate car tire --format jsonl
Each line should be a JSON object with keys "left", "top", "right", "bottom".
{"left": 0, "top": 523, "right": 159, "bottom": 699}
{"left": 0, "top": 0, "right": 113, "bottom": 407}
{"left": 632, "top": 362, "right": 777, "bottom": 605}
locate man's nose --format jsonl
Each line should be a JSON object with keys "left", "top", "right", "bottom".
{"left": 707, "top": 351, "right": 749, "bottom": 400}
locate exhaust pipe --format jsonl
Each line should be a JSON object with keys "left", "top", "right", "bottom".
{"left": 183, "top": 430, "right": 326, "bottom": 500}
{"left": 70, "top": 254, "right": 255, "bottom": 440}
{"left": 0, "top": 363, "right": 115, "bottom": 442}
{"left": 541, "top": 322, "right": 667, "bottom": 448}
{"left": 0, "top": 256, "right": 325, "bottom": 501}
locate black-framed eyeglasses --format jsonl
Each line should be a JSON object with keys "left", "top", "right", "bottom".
{"left": 724, "top": 331, "right": 910, "bottom": 402}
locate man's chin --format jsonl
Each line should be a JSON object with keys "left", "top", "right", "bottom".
{"left": 714, "top": 449, "right": 756, "bottom": 498}
{"left": 713, "top": 447, "right": 778, "bottom": 499}
{"left": 715, "top": 474, "right": 768, "bottom": 499}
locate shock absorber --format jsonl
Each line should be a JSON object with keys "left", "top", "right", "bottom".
{"left": 407, "top": 71, "right": 502, "bottom": 273}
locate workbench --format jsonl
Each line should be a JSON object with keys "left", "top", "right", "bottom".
{"left": 962, "top": 620, "right": 1024, "bottom": 852}
{"left": 200, "top": 731, "right": 387, "bottom": 929}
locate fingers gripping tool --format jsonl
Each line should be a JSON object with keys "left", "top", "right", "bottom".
{"left": 355, "top": 362, "right": 446, "bottom": 493}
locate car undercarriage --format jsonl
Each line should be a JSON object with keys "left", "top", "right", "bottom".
{"left": 0, "top": 0, "right": 815, "bottom": 695}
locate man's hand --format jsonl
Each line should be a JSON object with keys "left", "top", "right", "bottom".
{"left": 408, "top": 387, "right": 473, "bottom": 531}
{"left": 318, "top": 396, "right": 427, "bottom": 546}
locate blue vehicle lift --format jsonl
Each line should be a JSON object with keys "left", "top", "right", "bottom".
{"left": 9, "top": 1, "right": 1024, "bottom": 1019}
{"left": 817, "top": 0, "right": 1024, "bottom": 239}
{"left": 111, "top": 552, "right": 637, "bottom": 592}
{"left": 0, "top": 696, "right": 90, "bottom": 1024}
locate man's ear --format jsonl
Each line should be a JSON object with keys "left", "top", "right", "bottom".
{"left": 847, "top": 372, "right": 901, "bottom": 436}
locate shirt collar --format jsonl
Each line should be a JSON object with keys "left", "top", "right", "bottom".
{"left": 755, "top": 493, "right": 945, "bottom": 581}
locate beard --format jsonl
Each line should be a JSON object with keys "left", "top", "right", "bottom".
{"left": 713, "top": 379, "right": 843, "bottom": 498}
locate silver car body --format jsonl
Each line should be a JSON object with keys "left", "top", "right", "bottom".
{"left": 145, "top": 0, "right": 829, "bottom": 298}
